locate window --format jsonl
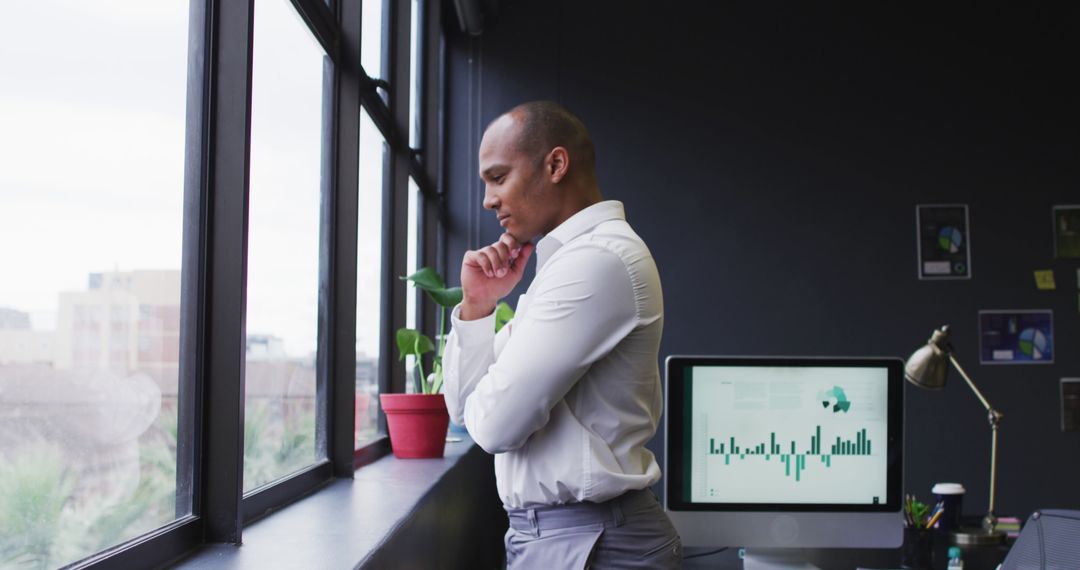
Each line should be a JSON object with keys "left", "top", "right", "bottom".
{"left": 0, "top": 0, "right": 190, "bottom": 566}
{"left": 244, "top": 0, "right": 327, "bottom": 492}
{"left": 403, "top": 179, "right": 422, "bottom": 392}
{"left": 355, "top": 110, "right": 386, "bottom": 447}
{"left": 409, "top": 0, "right": 422, "bottom": 148}
{"left": 362, "top": 0, "right": 386, "bottom": 84}
{"left": 0, "top": 0, "right": 442, "bottom": 563}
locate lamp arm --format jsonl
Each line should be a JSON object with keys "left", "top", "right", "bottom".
{"left": 948, "top": 354, "right": 993, "bottom": 412}
{"left": 948, "top": 354, "right": 1002, "bottom": 532}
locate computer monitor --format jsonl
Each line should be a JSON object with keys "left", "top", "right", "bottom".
{"left": 665, "top": 356, "right": 904, "bottom": 568}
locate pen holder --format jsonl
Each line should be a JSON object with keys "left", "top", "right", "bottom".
{"left": 901, "top": 527, "right": 933, "bottom": 569}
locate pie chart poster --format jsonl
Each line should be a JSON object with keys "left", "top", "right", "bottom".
{"left": 979, "top": 310, "right": 1054, "bottom": 365}
{"left": 916, "top": 204, "right": 971, "bottom": 279}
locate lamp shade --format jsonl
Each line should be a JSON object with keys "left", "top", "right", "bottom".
{"left": 904, "top": 326, "right": 952, "bottom": 390}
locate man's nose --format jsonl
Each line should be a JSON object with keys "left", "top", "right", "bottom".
{"left": 483, "top": 189, "right": 498, "bottom": 210}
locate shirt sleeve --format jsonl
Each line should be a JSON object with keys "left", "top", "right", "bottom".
{"left": 462, "top": 245, "right": 639, "bottom": 454}
{"left": 442, "top": 304, "right": 497, "bottom": 426}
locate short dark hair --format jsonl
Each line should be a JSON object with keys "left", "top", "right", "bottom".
{"left": 508, "top": 101, "right": 596, "bottom": 175}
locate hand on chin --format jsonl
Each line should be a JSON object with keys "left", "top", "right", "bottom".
{"left": 459, "top": 233, "right": 535, "bottom": 320}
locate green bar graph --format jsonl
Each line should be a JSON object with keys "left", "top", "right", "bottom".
{"left": 707, "top": 427, "right": 874, "bottom": 481}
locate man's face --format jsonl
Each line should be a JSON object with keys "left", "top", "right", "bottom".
{"left": 477, "top": 114, "right": 556, "bottom": 243}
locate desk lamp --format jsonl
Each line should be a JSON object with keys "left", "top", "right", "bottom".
{"left": 905, "top": 325, "right": 1006, "bottom": 545}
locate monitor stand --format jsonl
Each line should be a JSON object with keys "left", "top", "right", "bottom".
{"left": 742, "top": 548, "right": 822, "bottom": 570}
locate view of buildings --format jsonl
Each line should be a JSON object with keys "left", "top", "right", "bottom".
{"left": 0, "top": 268, "right": 380, "bottom": 565}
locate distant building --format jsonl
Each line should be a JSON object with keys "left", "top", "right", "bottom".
{"left": 0, "top": 331, "right": 54, "bottom": 365}
{"left": 355, "top": 354, "right": 378, "bottom": 392}
{"left": 0, "top": 307, "right": 31, "bottom": 330}
{"left": 52, "top": 270, "right": 181, "bottom": 391}
{"left": 0, "top": 307, "right": 54, "bottom": 365}
{"left": 246, "top": 334, "right": 288, "bottom": 361}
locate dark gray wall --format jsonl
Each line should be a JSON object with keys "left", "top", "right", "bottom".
{"left": 442, "top": 1, "right": 1079, "bottom": 519}
{"left": 359, "top": 447, "right": 506, "bottom": 569}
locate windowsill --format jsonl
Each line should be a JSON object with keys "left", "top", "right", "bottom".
{"left": 174, "top": 435, "right": 497, "bottom": 568}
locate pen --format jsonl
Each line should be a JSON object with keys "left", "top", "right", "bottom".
{"left": 926, "top": 508, "right": 943, "bottom": 529}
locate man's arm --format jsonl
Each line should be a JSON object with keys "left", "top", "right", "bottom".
{"left": 444, "top": 233, "right": 532, "bottom": 424}
{"left": 442, "top": 307, "right": 497, "bottom": 425}
{"left": 462, "top": 245, "right": 639, "bottom": 454}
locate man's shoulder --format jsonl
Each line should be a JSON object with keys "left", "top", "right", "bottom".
{"left": 578, "top": 218, "right": 652, "bottom": 259}
{"left": 546, "top": 219, "right": 656, "bottom": 277}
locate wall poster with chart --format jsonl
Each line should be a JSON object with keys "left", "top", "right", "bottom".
{"left": 979, "top": 310, "right": 1054, "bottom": 365}
{"left": 1052, "top": 205, "right": 1080, "bottom": 258}
{"left": 916, "top": 204, "right": 971, "bottom": 280}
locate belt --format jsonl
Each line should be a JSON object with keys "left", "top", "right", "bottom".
{"left": 505, "top": 489, "right": 656, "bottom": 534}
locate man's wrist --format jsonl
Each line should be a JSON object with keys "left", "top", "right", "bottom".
{"left": 459, "top": 300, "right": 496, "bottom": 321}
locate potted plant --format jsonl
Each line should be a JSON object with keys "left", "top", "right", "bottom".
{"left": 380, "top": 267, "right": 512, "bottom": 458}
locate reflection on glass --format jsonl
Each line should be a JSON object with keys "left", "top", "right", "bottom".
{"left": 404, "top": 179, "right": 421, "bottom": 392}
{"left": 355, "top": 110, "right": 385, "bottom": 447}
{"left": 361, "top": 0, "right": 384, "bottom": 82}
{"left": 0, "top": 1, "right": 189, "bottom": 566}
{"left": 245, "top": 0, "right": 326, "bottom": 492}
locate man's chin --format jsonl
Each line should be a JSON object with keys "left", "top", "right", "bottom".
{"left": 503, "top": 229, "right": 535, "bottom": 245}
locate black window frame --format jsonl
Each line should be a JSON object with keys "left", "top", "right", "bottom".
{"left": 64, "top": 0, "right": 447, "bottom": 566}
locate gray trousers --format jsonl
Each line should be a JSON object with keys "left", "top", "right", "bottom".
{"left": 504, "top": 489, "right": 682, "bottom": 570}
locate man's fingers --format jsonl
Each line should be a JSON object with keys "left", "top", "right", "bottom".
{"left": 465, "top": 250, "right": 494, "bottom": 277}
{"left": 490, "top": 241, "right": 512, "bottom": 272}
{"left": 499, "top": 233, "right": 522, "bottom": 258}
{"left": 511, "top": 242, "right": 535, "bottom": 273}
{"left": 464, "top": 235, "right": 528, "bottom": 279}
{"left": 480, "top": 247, "right": 506, "bottom": 277}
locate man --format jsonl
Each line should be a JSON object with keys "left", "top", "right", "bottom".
{"left": 443, "top": 101, "right": 680, "bottom": 569}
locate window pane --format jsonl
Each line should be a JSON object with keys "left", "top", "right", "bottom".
{"left": 404, "top": 179, "right": 421, "bottom": 392}
{"left": 245, "top": 0, "right": 326, "bottom": 492}
{"left": 0, "top": 1, "right": 189, "bottom": 566}
{"left": 408, "top": 0, "right": 420, "bottom": 148}
{"left": 361, "top": 0, "right": 384, "bottom": 81}
{"left": 355, "top": 110, "right": 385, "bottom": 447}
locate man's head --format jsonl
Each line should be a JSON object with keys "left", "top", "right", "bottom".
{"left": 478, "top": 101, "right": 601, "bottom": 243}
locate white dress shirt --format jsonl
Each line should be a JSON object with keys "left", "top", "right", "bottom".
{"left": 443, "top": 200, "right": 664, "bottom": 509}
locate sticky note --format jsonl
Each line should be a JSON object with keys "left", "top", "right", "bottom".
{"left": 1034, "top": 270, "right": 1056, "bottom": 290}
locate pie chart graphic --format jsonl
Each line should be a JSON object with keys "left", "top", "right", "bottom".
{"left": 937, "top": 226, "right": 963, "bottom": 253}
{"left": 1018, "top": 328, "right": 1050, "bottom": 360}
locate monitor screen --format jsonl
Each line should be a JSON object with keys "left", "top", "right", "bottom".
{"left": 665, "top": 356, "right": 904, "bottom": 550}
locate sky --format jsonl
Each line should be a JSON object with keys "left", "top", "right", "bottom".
{"left": 0, "top": 0, "right": 393, "bottom": 359}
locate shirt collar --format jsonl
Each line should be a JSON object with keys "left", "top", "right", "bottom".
{"left": 535, "top": 200, "right": 625, "bottom": 269}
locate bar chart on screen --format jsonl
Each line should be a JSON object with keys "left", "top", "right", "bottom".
{"left": 689, "top": 366, "right": 889, "bottom": 504}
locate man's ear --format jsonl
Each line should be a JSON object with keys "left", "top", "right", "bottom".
{"left": 547, "top": 146, "right": 569, "bottom": 183}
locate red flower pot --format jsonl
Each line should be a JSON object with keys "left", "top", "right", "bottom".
{"left": 380, "top": 393, "right": 450, "bottom": 459}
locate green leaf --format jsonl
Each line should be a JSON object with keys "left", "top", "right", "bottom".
{"left": 400, "top": 267, "right": 445, "bottom": 291}
{"left": 495, "top": 301, "right": 515, "bottom": 333}
{"left": 396, "top": 328, "right": 434, "bottom": 360}
{"left": 427, "top": 286, "right": 463, "bottom": 308}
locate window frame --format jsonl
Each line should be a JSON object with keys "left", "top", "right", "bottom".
{"left": 63, "top": 0, "right": 447, "bottom": 565}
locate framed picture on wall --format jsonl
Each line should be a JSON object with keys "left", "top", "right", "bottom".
{"left": 916, "top": 204, "right": 971, "bottom": 280}
{"left": 978, "top": 309, "right": 1054, "bottom": 365}
{"left": 1052, "top": 205, "right": 1080, "bottom": 259}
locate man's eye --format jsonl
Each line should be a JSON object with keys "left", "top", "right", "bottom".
{"left": 494, "top": 175, "right": 505, "bottom": 183}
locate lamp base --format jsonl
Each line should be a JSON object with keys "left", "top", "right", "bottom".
{"left": 950, "top": 528, "right": 1006, "bottom": 546}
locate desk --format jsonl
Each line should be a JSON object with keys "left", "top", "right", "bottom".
{"left": 682, "top": 540, "right": 1010, "bottom": 570}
